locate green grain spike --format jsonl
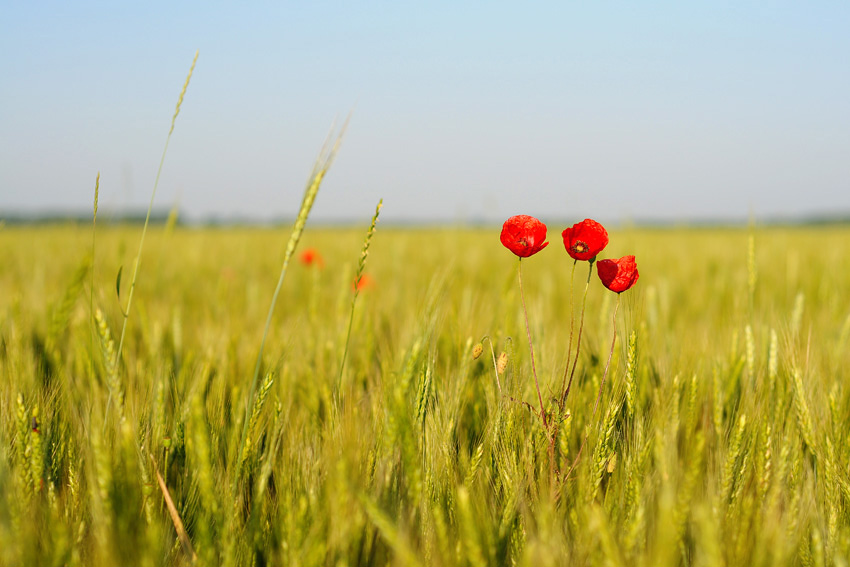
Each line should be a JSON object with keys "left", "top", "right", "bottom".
{"left": 95, "top": 308, "right": 123, "bottom": 419}
{"left": 791, "top": 366, "right": 817, "bottom": 452}
{"left": 242, "top": 118, "right": 348, "bottom": 462}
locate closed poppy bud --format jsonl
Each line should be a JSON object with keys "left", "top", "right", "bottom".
{"left": 562, "top": 219, "right": 608, "bottom": 261}
{"left": 472, "top": 343, "right": 484, "bottom": 360}
{"left": 496, "top": 352, "right": 509, "bottom": 374}
{"left": 500, "top": 215, "right": 549, "bottom": 258}
{"left": 597, "top": 255, "right": 639, "bottom": 293}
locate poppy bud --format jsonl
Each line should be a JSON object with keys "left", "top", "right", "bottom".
{"left": 496, "top": 352, "right": 509, "bottom": 374}
{"left": 472, "top": 343, "right": 484, "bottom": 360}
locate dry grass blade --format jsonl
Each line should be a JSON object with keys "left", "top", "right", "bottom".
{"left": 151, "top": 455, "right": 197, "bottom": 563}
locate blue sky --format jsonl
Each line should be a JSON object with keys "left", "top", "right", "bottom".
{"left": 2, "top": 1, "right": 849, "bottom": 224}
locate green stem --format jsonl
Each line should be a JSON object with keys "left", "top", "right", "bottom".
{"left": 337, "top": 199, "right": 382, "bottom": 400}
{"left": 558, "top": 259, "right": 577, "bottom": 403}
{"left": 562, "top": 294, "right": 620, "bottom": 485}
{"left": 239, "top": 119, "right": 348, "bottom": 468}
{"left": 518, "top": 258, "right": 546, "bottom": 428}
{"left": 561, "top": 259, "right": 594, "bottom": 408}
{"left": 594, "top": 294, "right": 620, "bottom": 417}
{"left": 116, "top": 51, "right": 198, "bottom": 369}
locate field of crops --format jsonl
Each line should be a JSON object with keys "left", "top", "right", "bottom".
{"left": 1, "top": 219, "right": 849, "bottom": 566}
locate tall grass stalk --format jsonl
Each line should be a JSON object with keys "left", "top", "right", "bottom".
{"left": 115, "top": 51, "right": 198, "bottom": 367}
{"left": 241, "top": 119, "right": 348, "bottom": 458}
{"left": 337, "top": 198, "right": 383, "bottom": 399}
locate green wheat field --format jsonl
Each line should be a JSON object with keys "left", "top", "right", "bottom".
{"left": 2, "top": 219, "right": 850, "bottom": 566}
{"left": 3, "top": 58, "right": 850, "bottom": 566}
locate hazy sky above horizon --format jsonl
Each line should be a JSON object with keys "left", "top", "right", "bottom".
{"left": 2, "top": 1, "right": 849, "bottom": 224}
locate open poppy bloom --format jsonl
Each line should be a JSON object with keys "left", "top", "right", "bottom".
{"left": 597, "top": 255, "right": 639, "bottom": 293}
{"left": 500, "top": 215, "right": 549, "bottom": 258}
{"left": 562, "top": 219, "right": 608, "bottom": 261}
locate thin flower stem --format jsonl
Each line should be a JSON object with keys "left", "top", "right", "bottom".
{"left": 561, "top": 260, "right": 594, "bottom": 408}
{"left": 518, "top": 258, "right": 547, "bottom": 428}
{"left": 552, "top": 259, "right": 577, "bottom": 488}
{"left": 559, "top": 260, "right": 577, "bottom": 399}
{"left": 594, "top": 294, "right": 620, "bottom": 416}
{"left": 562, "top": 293, "right": 621, "bottom": 485}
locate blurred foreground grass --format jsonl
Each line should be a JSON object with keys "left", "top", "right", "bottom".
{"left": 1, "top": 223, "right": 849, "bottom": 566}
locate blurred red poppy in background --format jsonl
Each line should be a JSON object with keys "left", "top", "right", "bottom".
{"left": 562, "top": 219, "right": 608, "bottom": 261}
{"left": 300, "top": 248, "right": 324, "bottom": 267}
{"left": 597, "top": 256, "right": 639, "bottom": 293}
{"left": 353, "top": 273, "right": 373, "bottom": 291}
{"left": 500, "top": 215, "right": 549, "bottom": 258}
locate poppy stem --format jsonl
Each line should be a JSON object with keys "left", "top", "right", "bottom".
{"left": 517, "top": 258, "right": 547, "bottom": 428}
{"left": 559, "top": 260, "right": 578, "bottom": 402}
{"left": 561, "top": 293, "right": 621, "bottom": 486}
{"left": 594, "top": 293, "right": 621, "bottom": 417}
{"left": 560, "top": 259, "right": 594, "bottom": 408}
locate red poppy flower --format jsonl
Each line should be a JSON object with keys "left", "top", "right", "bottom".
{"left": 596, "top": 256, "right": 639, "bottom": 293}
{"left": 353, "top": 273, "right": 373, "bottom": 291}
{"left": 500, "top": 215, "right": 549, "bottom": 258}
{"left": 300, "top": 248, "right": 324, "bottom": 267}
{"left": 562, "top": 219, "right": 608, "bottom": 261}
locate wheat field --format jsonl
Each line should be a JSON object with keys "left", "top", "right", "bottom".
{"left": 1, "top": 219, "right": 849, "bottom": 566}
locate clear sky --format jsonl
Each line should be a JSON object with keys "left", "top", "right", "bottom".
{"left": 2, "top": 1, "right": 849, "bottom": 224}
